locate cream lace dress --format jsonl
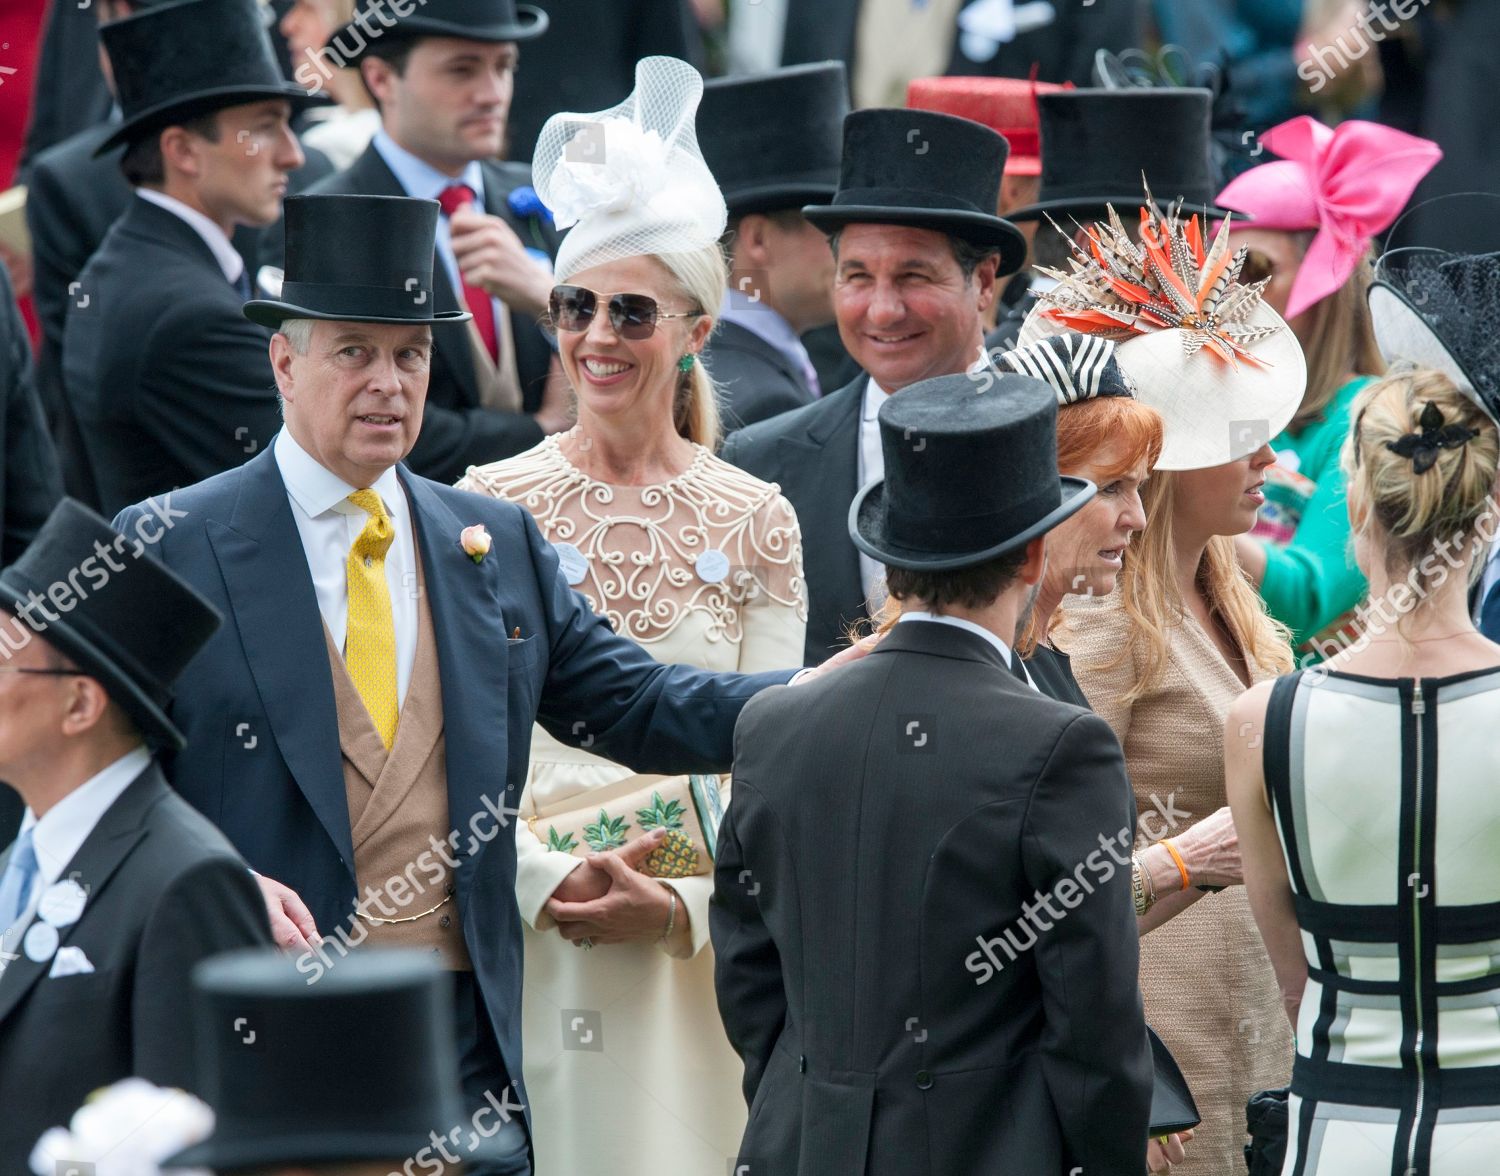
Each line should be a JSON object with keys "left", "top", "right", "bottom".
{"left": 458, "top": 433, "right": 807, "bottom": 1176}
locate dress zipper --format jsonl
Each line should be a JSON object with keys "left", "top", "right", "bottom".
{"left": 1407, "top": 679, "right": 1427, "bottom": 1176}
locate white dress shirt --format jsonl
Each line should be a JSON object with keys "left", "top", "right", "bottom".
{"left": 134, "top": 189, "right": 245, "bottom": 284}
{"left": 274, "top": 430, "right": 418, "bottom": 703}
{"left": 718, "top": 289, "right": 821, "bottom": 396}
{"left": 898, "top": 611, "right": 1036, "bottom": 689}
{"left": 857, "top": 377, "right": 892, "bottom": 608}
{"left": 1, "top": 745, "right": 151, "bottom": 957}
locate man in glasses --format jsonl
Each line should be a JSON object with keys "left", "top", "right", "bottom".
{"left": 721, "top": 107, "right": 1029, "bottom": 666}
{"left": 0, "top": 499, "right": 271, "bottom": 1172}
{"left": 303, "top": 0, "right": 573, "bottom": 482}
{"left": 113, "top": 193, "right": 861, "bottom": 1176}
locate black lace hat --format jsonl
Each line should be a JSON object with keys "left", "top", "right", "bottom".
{"left": 1369, "top": 248, "right": 1500, "bottom": 424}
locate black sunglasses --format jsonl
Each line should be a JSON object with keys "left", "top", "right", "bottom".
{"left": 548, "top": 285, "right": 700, "bottom": 341}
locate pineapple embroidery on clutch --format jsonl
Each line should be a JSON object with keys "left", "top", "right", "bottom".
{"left": 583, "top": 810, "right": 630, "bottom": 852}
{"left": 637, "top": 792, "right": 700, "bottom": 878}
{"left": 529, "top": 766, "right": 722, "bottom": 874}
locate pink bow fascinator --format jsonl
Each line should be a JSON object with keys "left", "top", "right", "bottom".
{"left": 1215, "top": 116, "right": 1442, "bottom": 319}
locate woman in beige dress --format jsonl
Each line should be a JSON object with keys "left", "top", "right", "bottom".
{"left": 1020, "top": 192, "right": 1308, "bottom": 1173}
{"left": 458, "top": 59, "right": 806, "bottom": 1175}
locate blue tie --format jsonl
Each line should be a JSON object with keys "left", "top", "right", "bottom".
{"left": 233, "top": 268, "right": 253, "bottom": 302}
{"left": 0, "top": 827, "right": 38, "bottom": 929}
{"left": 1481, "top": 580, "right": 1500, "bottom": 643}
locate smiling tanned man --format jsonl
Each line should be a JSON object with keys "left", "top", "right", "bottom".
{"left": 720, "top": 108, "right": 1028, "bottom": 665}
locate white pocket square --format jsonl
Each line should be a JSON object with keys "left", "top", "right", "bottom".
{"left": 48, "top": 946, "right": 95, "bottom": 977}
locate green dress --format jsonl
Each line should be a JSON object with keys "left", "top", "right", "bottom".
{"left": 1253, "top": 376, "right": 1375, "bottom": 654}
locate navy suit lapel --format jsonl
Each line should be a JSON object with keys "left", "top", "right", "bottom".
{"left": 0, "top": 766, "right": 162, "bottom": 1026}
{"left": 205, "top": 449, "right": 350, "bottom": 866}
{"left": 400, "top": 471, "right": 512, "bottom": 868}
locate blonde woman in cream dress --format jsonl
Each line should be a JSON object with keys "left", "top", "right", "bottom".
{"left": 457, "top": 88, "right": 806, "bottom": 1168}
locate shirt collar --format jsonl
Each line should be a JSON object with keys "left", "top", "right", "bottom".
{"left": 718, "top": 289, "right": 805, "bottom": 355}
{"left": 862, "top": 377, "right": 890, "bottom": 422}
{"left": 134, "top": 189, "right": 244, "bottom": 283}
{"left": 273, "top": 429, "right": 405, "bottom": 522}
{"left": 898, "top": 611, "right": 1018, "bottom": 668}
{"left": 372, "top": 128, "right": 486, "bottom": 204}
{"left": 21, "top": 746, "right": 152, "bottom": 887}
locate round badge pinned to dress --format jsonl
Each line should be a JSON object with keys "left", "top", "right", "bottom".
{"left": 23, "top": 921, "right": 59, "bottom": 963}
{"left": 37, "top": 879, "right": 88, "bottom": 929}
{"left": 695, "top": 549, "right": 729, "bottom": 584}
{"left": 553, "top": 542, "right": 589, "bottom": 586}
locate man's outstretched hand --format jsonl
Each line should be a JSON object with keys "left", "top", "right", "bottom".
{"left": 253, "top": 871, "right": 322, "bottom": 953}
{"left": 790, "top": 631, "right": 881, "bottom": 685}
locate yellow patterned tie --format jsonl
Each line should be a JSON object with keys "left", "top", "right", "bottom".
{"left": 345, "top": 489, "right": 398, "bottom": 748}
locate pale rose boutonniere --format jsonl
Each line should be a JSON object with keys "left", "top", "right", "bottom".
{"left": 460, "top": 524, "right": 492, "bottom": 565}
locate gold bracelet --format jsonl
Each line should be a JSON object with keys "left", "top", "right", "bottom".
{"left": 1130, "top": 856, "right": 1149, "bottom": 916}
{"left": 1141, "top": 851, "right": 1157, "bottom": 907}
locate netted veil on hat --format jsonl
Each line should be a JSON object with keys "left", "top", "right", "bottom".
{"left": 533, "top": 56, "right": 727, "bottom": 282}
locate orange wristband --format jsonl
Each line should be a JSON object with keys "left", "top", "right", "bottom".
{"left": 1162, "top": 839, "right": 1191, "bottom": 891}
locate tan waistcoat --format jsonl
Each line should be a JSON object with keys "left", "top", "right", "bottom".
{"left": 324, "top": 550, "right": 471, "bottom": 970}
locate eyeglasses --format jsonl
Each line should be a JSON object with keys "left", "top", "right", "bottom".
{"left": 547, "top": 285, "right": 701, "bottom": 341}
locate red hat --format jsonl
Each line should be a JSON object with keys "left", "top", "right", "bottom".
{"left": 905, "top": 76, "right": 1070, "bottom": 177}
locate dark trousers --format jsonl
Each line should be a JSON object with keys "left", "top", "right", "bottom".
{"left": 451, "top": 969, "right": 531, "bottom": 1176}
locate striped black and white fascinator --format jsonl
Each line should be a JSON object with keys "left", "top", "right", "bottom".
{"left": 994, "top": 332, "right": 1135, "bottom": 406}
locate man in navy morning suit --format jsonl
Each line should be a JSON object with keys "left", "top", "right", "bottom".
{"left": 113, "top": 193, "right": 843, "bottom": 1175}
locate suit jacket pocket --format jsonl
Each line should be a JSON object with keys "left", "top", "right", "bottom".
{"left": 798, "top": 1071, "right": 876, "bottom": 1174}
{"left": 506, "top": 634, "right": 540, "bottom": 674}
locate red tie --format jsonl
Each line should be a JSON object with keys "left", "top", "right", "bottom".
{"left": 437, "top": 183, "right": 499, "bottom": 361}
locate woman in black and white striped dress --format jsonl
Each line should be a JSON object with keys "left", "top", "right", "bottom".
{"left": 1228, "top": 366, "right": 1500, "bottom": 1175}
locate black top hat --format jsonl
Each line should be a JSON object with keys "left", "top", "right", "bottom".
{"left": 0, "top": 500, "right": 221, "bottom": 751}
{"left": 699, "top": 63, "right": 848, "bottom": 218}
{"left": 1007, "top": 89, "right": 1234, "bottom": 224}
{"left": 803, "top": 108, "right": 1028, "bottom": 276}
{"left": 245, "top": 194, "right": 471, "bottom": 327}
{"left": 98, "top": 0, "right": 328, "bottom": 155}
{"left": 1369, "top": 249, "right": 1500, "bottom": 424}
{"left": 327, "top": 0, "right": 548, "bottom": 64}
{"left": 850, "top": 372, "right": 1095, "bottom": 571}
{"left": 164, "top": 950, "right": 521, "bottom": 1170}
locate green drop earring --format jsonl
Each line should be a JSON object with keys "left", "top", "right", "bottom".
{"left": 678, "top": 354, "right": 695, "bottom": 372}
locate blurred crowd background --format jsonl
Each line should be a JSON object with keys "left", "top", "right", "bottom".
{"left": 0, "top": 0, "right": 1494, "bottom": 335}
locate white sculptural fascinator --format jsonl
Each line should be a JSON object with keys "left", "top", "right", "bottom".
{"left": 533, "top": 56, "right": 728, "bottom": 282}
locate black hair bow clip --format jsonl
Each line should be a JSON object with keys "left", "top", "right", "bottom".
{"left": 1385, "top": 401, "right": 1479, "bottom": 473}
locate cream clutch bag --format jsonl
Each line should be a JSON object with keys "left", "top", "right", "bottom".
{"left": 529, "top": 774, "right": 723, "bottom": 878}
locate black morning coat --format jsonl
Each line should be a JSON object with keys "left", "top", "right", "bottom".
{"left": 711, "top": 619, "right": 1153, "bottom": 1175}
{"left": 0, "top": 765, "right": 272, "bottom": 1172}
